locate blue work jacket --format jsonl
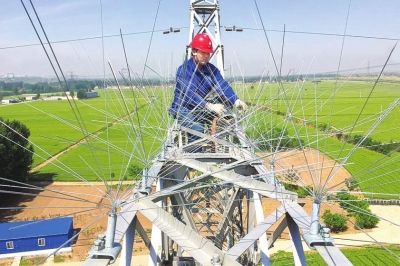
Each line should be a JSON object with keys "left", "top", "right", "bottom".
{"left": 169, "top": 58, "right": 238, "bottom": 116}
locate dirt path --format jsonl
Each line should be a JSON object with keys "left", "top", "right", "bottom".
{"left": 30, "top": 136, "right": 96, "bottom": 173}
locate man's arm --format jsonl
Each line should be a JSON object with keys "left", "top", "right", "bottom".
{"left": 210, "top": 67, "right": 238, "bottom": 106}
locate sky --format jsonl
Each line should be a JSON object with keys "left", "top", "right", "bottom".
{"left": 0, "top": 0, "right": 399, "bottom": 79}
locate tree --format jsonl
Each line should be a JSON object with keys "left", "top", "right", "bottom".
{"left": 77, "top": 89, "right": 87, "bottom": 99}
{"left": 0, "top": 118, "right": 34, "bottom": 182}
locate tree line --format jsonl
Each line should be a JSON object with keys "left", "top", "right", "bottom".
{"left": 0, "top": 80, "right": 101, "bottom": 98}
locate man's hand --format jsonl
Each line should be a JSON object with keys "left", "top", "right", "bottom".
{"left": 234, "top": 99, "right": 248, "bottom": 112}
{"left": 206, "top": 103, "right": 225, "bottom": 116}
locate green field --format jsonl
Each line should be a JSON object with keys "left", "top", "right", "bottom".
{"left": 237, "top": 80, "right": 400, "bottom": 142}
{"left": 241, "top": 80, "right": 400, "bottom": 197}
{"left": 0, "top": 81, "right": 399, "bottom": 197}
{"left": 270, "top": 245, "right": 400, "bottom": 265}
{"left": 0, "top": 89, "right": 171, "bottom": 168}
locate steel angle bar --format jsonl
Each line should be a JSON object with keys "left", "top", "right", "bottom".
{"left": 150, "top": 171, "right": 212, "bottom": 202}
{"left": 267, "top": 212, "right": 287, "bottom": 248}
{"left": 135, "top": 219, "right": 152, "bottom": 250}
{"left": 173, "top": 152, "right": 239, "bottom": 159}
{"left": 119, "top": 220, "right": 135, "bottom": 266}
{"left": 179, "top": 126, "right": 242, "bottom": 154}
{"left": 143, "top": 160, "right": 164, "bottom": 193}
{"left": 214, "top": 189, "right": 241, "bottom": 248}
{"left": 254, "top": 193, "right": 270, "bottom": 266}
{"left": 286, "top": 214, "right": 307, "bottom": 266}
{"left": 283, "top": 201, "right": 311, "bottom": 234}
{"left": 314, "top": 245, "right": 352, "bottom": 266}
{"left": 115, "top": 201, "right": 138, "bottom": 243}
{"left": 284, "top": 201, "right": 352, "bottom": 265}
{"left": 175, "top": 193, "right": 197, "bottom": 229}
{"left": 135, "top": 199, "right": 241, "bottom": 266}
{"left": 225, "top": 206, "right": 285, "bottom": 260}
{"left": 128, "top": 221, "right": 162, "bottom": 266}
{"left": 149, "top": 182, "right": 162, "bottom": 266}
{"left": 234, "top": 125, "right": 257, "bottom": 150}
{"left": 149, "top": 159, "right": 246, "bottom": 202}
{"left": 175, "top": 158, "right": 297, "bottom": 201}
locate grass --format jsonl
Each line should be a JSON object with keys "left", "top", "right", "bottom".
{"left": 26, "top": 89, "right": 169, "bottom": 181}
{"left": 270, "top": 245, "right": 400, "bottom": 265}
{"left": 0, "top": 89, "right": 170, "bottom": 167}
{"left": 247, "top": 107, "right": 400, "bottom": 198}
{"left": 19, "top": 256, "right": 46, "bottom": 266}
{"left": 238, "top": 80, "right": 400, "bottom": 143}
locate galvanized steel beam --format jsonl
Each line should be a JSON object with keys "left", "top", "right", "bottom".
{"left": 135, "top": 199, "right": 241, "bottom": 266}
{"left": 225, "top": 206, "right": 285, "bottom": 260}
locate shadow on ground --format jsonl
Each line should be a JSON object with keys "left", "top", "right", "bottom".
{"left": 0, "top": 172, "right": 57, "bottom": 222}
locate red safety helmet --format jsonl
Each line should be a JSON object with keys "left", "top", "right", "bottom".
{"left": 190, "top": 33, "right": 213, "bottom": 54}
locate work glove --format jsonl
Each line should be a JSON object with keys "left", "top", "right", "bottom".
{"left": 234, "top": 99, "right": 248, "bottom": 112}
{"left": 206, "top": 103, "right": 225, "bottom": 116}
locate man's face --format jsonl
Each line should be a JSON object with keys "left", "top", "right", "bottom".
{"left": 194, "top": 50, "right": 211, "bottom": 66}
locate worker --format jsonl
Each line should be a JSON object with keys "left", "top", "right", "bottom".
{"left": 169, "top": 33, "right": 247, "bottom": 146}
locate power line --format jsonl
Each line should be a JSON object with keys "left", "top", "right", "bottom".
{"left": 240, "top": 26, "right": 400, "bottom": 42}
{"left": 0, "top": 27, "right": 189, "bottom": 51}
{"left": 1, "top": 25, "right": 399, "bottom": 51}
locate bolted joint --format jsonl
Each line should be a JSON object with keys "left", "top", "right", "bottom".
{"left": 211, "top": 254, "right": 222, "bottom": 266}
{"left": 320, "top": 224, "right": 331, "bottom": 239}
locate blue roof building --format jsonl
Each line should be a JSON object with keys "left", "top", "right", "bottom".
{"left": 0, "top": 217, "right": 73, "bottom": 258}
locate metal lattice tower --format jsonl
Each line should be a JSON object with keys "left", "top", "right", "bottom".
{"left": 188, "top": 0, "right": 224, "bottom": 76}
{"left": 82, "top": 1, "right": 355, "bottom": 265}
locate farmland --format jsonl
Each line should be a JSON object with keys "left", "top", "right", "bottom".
{"left": 0, "top": 89, "right": 171, "bottom": 167}
{"left": 0, "top": 80, "right": 399, "bottom": 196}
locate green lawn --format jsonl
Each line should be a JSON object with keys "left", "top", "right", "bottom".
{"left": 270, "top": 245, "right": 400, "bottom": 265}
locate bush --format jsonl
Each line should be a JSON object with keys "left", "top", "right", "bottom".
{"left": 322, "top": 210, "right": 348, "bottom": 233}
{"left": 355, "top": 213, "right": 379, "bottom": 229}
{"left": 336, "top": 191, "right": 379, "bottom": 230}
{"left": 336, "top": 191, "right": 368, "bottom": 213}
{"left": 54, "top": 255, "right": 66, "bottom": 263}
{"left": 345, "top": 177, "right": 359, "bottom": 191}
{"left": 282, "top": 183, "right": 311, "bottom": 198}
{"left": 318, "top": 123, "right": 329, "bottom": 132}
